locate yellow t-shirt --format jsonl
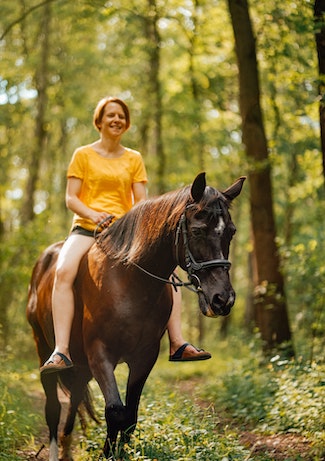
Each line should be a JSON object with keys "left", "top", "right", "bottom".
{"left": 67, "top": 145, "right": 148, "bottom": 231}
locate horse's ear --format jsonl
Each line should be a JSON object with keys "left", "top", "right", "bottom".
{"left": 191, "top": 172, "right": 206, "bottom": 202}
{"left": 222, "top": 176, "right": 246, "bottom": 201}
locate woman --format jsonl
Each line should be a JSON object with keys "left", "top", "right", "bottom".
{"left": 40, "top": 97, "right": 211, "bottom": 374}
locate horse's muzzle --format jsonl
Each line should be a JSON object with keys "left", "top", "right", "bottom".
{"left": 199, "top": 290, "right": 235, "bottom": 317}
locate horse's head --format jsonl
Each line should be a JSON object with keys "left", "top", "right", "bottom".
{"left": 177, "top": 172, "right": 245, "bottom": 317}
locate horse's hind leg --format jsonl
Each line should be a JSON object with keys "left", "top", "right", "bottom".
{"left": 59, "top": 370, "right": 93, "bottom": 461}
{"left": 41, "top": 373, "right": 61, "bottom": 461}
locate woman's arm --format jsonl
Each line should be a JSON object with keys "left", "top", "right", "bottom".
{"left": 132, "top": 182, "right": 147, "bottom": 204}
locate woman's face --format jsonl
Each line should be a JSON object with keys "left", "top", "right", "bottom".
{"left": 98, "top": 102, "right": 128, "bottom": 137}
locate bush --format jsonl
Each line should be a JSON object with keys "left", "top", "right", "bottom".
{"left": 203, "top": 353, "right": 325, "bottom": 459}
{"left": 0, "top": 355, "right": 43, "bottom": 459}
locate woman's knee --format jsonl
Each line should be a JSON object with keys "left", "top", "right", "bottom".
{"left": 54, "top": 235, "right": 93, "bottom": 286}
{"left": 54, "top": 263, "right": 76, "bottom": 287}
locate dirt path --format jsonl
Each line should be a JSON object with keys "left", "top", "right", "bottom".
{"left": 239, "top": 432, "right": 312, "bottom": 461}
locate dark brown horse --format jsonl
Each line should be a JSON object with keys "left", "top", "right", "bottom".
{"left": 27, "top": 172, "right": 245, "bottom": 460}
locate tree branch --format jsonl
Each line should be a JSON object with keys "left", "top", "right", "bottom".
{"left": 0, "top": 0, "right": 57, "bottom": 41}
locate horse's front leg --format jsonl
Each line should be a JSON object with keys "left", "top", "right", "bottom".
{"left": 88, "top": 348, "right": 124, "bottom": 458}
{"left": 121, "top": 346, "right": 160, "bottom": 445}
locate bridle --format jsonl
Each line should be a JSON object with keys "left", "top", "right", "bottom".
{"left": 134, "top": 202, "right": 231, "bottom": 294}
{"left": 174, "top": 206, "right": 231, "bottom": 291}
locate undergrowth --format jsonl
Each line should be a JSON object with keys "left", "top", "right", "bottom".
{"left": 76, "top": 370, "right": 250, "bottom": 461}
{"left": 70, "top": 343, "right": 325, "bottom": 460}
{"left": 0, "top": 353, "right": 43, "bottom": 460}
{"left": 200, "top": 352, "right": 325, "bottom": 460}
{"left": 0, "top": 340, "right": 324, "bottom": 460}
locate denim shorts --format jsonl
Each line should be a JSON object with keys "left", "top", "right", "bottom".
{"left": 70, "top": 226, "right": 95, "bottom": 238}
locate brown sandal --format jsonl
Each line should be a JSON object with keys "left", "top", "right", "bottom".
{"left": 169, "top": 343, "right": 212, "bottom": 362}
{"left": 40, "top": 352, "right": 73, "bottom": 375}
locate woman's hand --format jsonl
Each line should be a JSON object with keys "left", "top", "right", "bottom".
{"left": 89, "top": 211, "right": 112, "bottom": 227}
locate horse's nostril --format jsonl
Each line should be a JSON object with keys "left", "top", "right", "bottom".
{"left": 212, "top": 293, "right": 226, "bottom": 307}
{"left": 211, "top": 293, "right": 234, "bottom": 316}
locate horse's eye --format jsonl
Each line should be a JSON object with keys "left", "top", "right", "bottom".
{"left": 227, "top": 223, "right": 236, "bottom": 237}
{"left": 222, "top": 224, "right": 236, "bottom": 243}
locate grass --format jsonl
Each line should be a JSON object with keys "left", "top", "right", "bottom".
{"left": 73, "top": 352, "right": 251, "bottom": 461}
{"left": 0, "top": 338, "right": 324, "bottom": 460}
{"left": 0, "top": 353, "right": 44, "bottom": 460}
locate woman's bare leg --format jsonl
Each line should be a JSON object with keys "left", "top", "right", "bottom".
{"left": 167, "top": 288, "right": 211, "bottom": 361}
{"left": 41, "top": 234, "right": 94, "bottom": 371}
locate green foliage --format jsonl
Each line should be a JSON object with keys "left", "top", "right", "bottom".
{"left": 1, "top": 343, "right": 324, "bottom": 460}
{"left": 267, "top": 362, "right": 325, "bottom": 435}
{"left": 0, "top": 1, "right": 324, "bottom": 459}
{"left": 0, "top": 356, "right": 42, "bottom": 459}
{"left": 1, "top": 1, "right": 324, "bottom": 361}
{"left": 0, "top": 212, "right": 66, "bottom": 353}
{"left": 278, "top": 194, "right": 325, "bottom": 362}
{"left": 202, "top": 353, "right": 325, "bottom": 460}
{"left": 66, "top": 361, "right": 252, "bottom": 461}
{"left": 79, "top": 399, "right": 250, "bottom": 460}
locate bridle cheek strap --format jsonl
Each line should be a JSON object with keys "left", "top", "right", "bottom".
{"left": 134, "top": 210, "right": 231, "bottom": 294}
{"left": 176, "top": 213, "right": 231, "bottom": 279}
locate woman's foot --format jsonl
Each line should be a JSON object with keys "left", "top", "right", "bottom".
{"left": 40, "top": 352, "right": 73, "bottom": 374}
{"left": 169, "top": 343, "right": 211, "bottom": 362}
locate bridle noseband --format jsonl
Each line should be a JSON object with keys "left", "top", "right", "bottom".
{"left": 134, "top": 203, "right": 231, "bottom": 294}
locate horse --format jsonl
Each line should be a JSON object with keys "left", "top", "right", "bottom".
{"left": 26, "top": 172, "right": 245, "bottom": 460}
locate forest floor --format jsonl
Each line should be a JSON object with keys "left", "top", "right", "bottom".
{"left": 18, "top": 377, "right": 314, "bottom": 461}
{"left": 19, "top": 430, "right": 313, "bottom": 461}
{"left": 178, "top": 378, "right": 313, "bottom": 461}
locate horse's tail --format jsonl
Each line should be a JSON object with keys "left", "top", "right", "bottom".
{"left": 27, "top": 242, "right": 65, "bottom": 364}
{"left": 27, "top": 242, "right": 63, "bottom": 322}
{"left": 58, "top": 377, "right": 100, "bottom": 431}
{"left": 80, "top": 383, "right": 101, "bottom": 425}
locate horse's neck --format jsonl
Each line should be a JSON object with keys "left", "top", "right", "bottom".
{"left": 140, "top": 233, "right": 177, "bottom": 278}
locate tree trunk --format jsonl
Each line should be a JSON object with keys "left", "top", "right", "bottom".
{"left": 189, "top": 0, "right": 205, "bottom": 340}
{"left": 189, "top": 0, "right": 205, "bottom": 173}
{"left": 314, "top": 0, "right": 325, "bottom": 188}
{"left": 228, "top": 0, "right": 293, "bottom": 356}
{"left": 145, "top": 0, "right": 165, "bottom": 194}
{"left": 21, "top": 1, "right": 51, "bottom": 224}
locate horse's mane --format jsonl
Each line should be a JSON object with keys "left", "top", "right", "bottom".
{"left": 96, "top": 184, "right": 228, "bottom": 265}
{"left": 95, "top": 186, "right": 192, "bottom": 265}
